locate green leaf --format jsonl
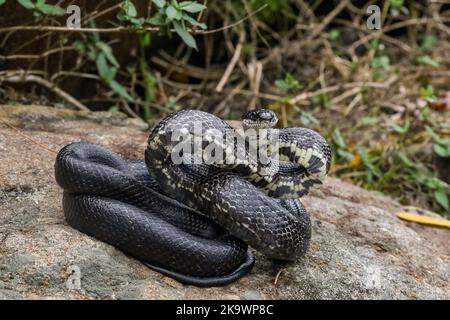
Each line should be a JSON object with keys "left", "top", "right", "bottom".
{"left": 40, "top": 3, "right": 65, "bottom": 15}
{"left": 371, "top": 55, "right": 390, "bottom": 70}
{"left": 416, "top": 55, "right": 439, "bottom": 67}
{"left": 17, "top": 0, "right": 35, "bottom": 9}
{"left": 337, "top": 149, "right": 354, "bottom": 161}
{"left": 434, "top": 189, "right": 449, "bottom": 210}
{"left": 332, "top": 128, "right": 347, "bottom": 149}
{"left": 121, "top": 0, "right": 137, "bottom": 18}
{"left": 179, "top": 2, "right": 206, "bottom": 13}
{"left": 147, "top": 13, "right": 166, "bottom": 26}
{"left": 359, "top": 146, "right": 381, "bottom": 178}
{"left": 96, "top": 42, "right": 119, "bottom": 68}
{"left": 397, "top": 152, "right": 414, "bottom": 167}
{"left": 360, "top": 116, "right": 378, "bottom": 126}
{"left": 425, "top": 126, "right": 441, "bottom": 142}
{"left": 140, "top": 32, "right": 152, "bottom": 47}
{"left": 0, "top": 0, "right": 6, "bottom": 6}
{"left": 328, "top": 29, "right": 340, "bottom": 41}
{"left": 434, "top": 144, "right": 450, "bottom": 158}
{"left": 182, "top": 14, "right": 207, "bottom": 29}
{"left": 274, "top": 80, "right": 289, "bottom": 92}
{"left": 129, "top": 17, "right": 145, "bottom": 27}
{"left": 173, "top": 20, "right": 197, "bottom": 50}
{"left": 390, "top": 121, "right": 409, "bottom": 134}
{"left": 166, "top": 5, "right": 181, "bottom": 20}
{"left": 109, "top": 80, "right": 134, "bottom": 102}
{"left": 420, "top": 35, "right": 437, "bottom": 52}
{"left": 299, "top": 111, "right": 319, "bottom": 126}
{"left": 389, "top": 0, "right": 404, "bottom": 17}
{"left": 275, "top": 73, "right": 301, "bottom": 93}
{"left": 419, "top": 106, "right": 430, "bottom": 122}
{"left": 153, "top": 0, "right": 166, "bottom": 8}
{"left": 96, "top": 54, "right": 112, "bottom": 80}
{"left": 102, "top": 67, "right": 118, "bottom": 84}
{"left": 420, "top": 85, "right": 436, "bottom": 102}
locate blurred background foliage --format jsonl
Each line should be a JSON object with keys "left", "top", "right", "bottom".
{"left": 0, "top": 0, "right": 449, "bottom": 216}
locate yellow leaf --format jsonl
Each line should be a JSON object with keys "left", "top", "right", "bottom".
{"left": 396, "top": 211, "right": 450, "bottom": 229}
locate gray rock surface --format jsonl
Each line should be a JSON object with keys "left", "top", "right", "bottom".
{"left": 0, "top": 105, "right": 449, "bottom": 299}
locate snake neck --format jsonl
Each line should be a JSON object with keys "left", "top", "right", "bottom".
{"left": 146, "top": 109, "right": 331, "bottom": 201}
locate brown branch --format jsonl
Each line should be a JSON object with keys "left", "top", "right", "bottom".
{"left": 215, "top": 30, "right": 246, "bottom": 92}
{"left": 0, "top": 5, "right": 268, "bottom": 35}
{"left": 1, "top": 71, "right": 89, "bottom": 111}
{"left": 1, "top": 46, "right": 75, "bottom": 60}
{"left": 0, "top": 25, "right": 158, "bottom": 33}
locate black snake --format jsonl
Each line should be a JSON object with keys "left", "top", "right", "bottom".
{"left": 55, "top": 109, "right": 331, "bottom": 287}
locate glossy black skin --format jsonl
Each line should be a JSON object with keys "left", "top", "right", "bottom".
{"left": 55, "top": 142, "right": 254, "bottom": 286}
{"left": 55, "top": 109, "right": 331, "bottom": 287}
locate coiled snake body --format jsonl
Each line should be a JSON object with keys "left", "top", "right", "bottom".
{"left": 55, "top": 109, "right": 331, "bottom": 287}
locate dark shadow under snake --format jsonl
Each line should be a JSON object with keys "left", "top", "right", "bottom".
{"left": 54, "top": 109, "right": 331, "bottom": 287}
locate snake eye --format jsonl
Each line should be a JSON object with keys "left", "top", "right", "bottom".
{"left": 258, "top": 109, "right": 277, "bottom": 122}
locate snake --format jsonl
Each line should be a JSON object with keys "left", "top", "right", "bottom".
{"left": 54, "top": 109, "right": 331, "bottom": 287}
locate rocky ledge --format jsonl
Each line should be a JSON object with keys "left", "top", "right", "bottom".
{"left": 0, "top": 105, "right": 448, "bottom": 299}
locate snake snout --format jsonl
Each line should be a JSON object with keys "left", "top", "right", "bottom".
{"left": 241, "top": 109, "right": 278, "bottom": 129}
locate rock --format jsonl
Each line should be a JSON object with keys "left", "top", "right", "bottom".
{"left": 241, "top": 290, "right": 263, "bottom": 300}
{"left": 0, "top": 104, "right": 449, "bottom": 299}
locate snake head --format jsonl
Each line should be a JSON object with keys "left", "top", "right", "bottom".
{"left": 241, "top": 109, "right": 278, "bottom": 130}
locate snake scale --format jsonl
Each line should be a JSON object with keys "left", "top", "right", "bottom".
{"left": 55, "top": 109, "right": 331, "bottom": 287}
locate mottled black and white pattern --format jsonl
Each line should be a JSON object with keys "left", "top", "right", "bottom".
{"left": 55, "top": 109, "right": 331, "bottom": 287}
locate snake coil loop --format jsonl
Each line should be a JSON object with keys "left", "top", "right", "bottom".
{"left": 55, "top": 109, "right": 331, "bottom": 287}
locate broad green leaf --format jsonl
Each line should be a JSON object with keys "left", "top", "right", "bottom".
{"left": 122, "top": 0, "right": 137, "bottom": 18}
{"left": 173, "top": 20, "right": 197, "bottom": 50}
{"left": 147, "top": 13, "right": 165, "bottom": 26}
{"left": 17, "top": 0, "right": 34, "bottom": 9}
{"left": 180, "top": 2, "right": 206, "bottom": 13}
{"left": 153, "top": 0, "right": 166, "bottom": 8}
{"left": 179, "top": 1, "right": 194, "bottom": 6}
{"left": 166, "top": 5, "right": 181, "bottom": 20}
{"left": 0, "top": 0, "right": 6, "bottom": 6}
{"left": 109, "top": 80, "right": 134, "bottom": 102}
{"left": 434, "top": 189, "right": 449, "bottom": 210}
{"left": 130, "top": 17, "right": 145, "bottom": 27}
